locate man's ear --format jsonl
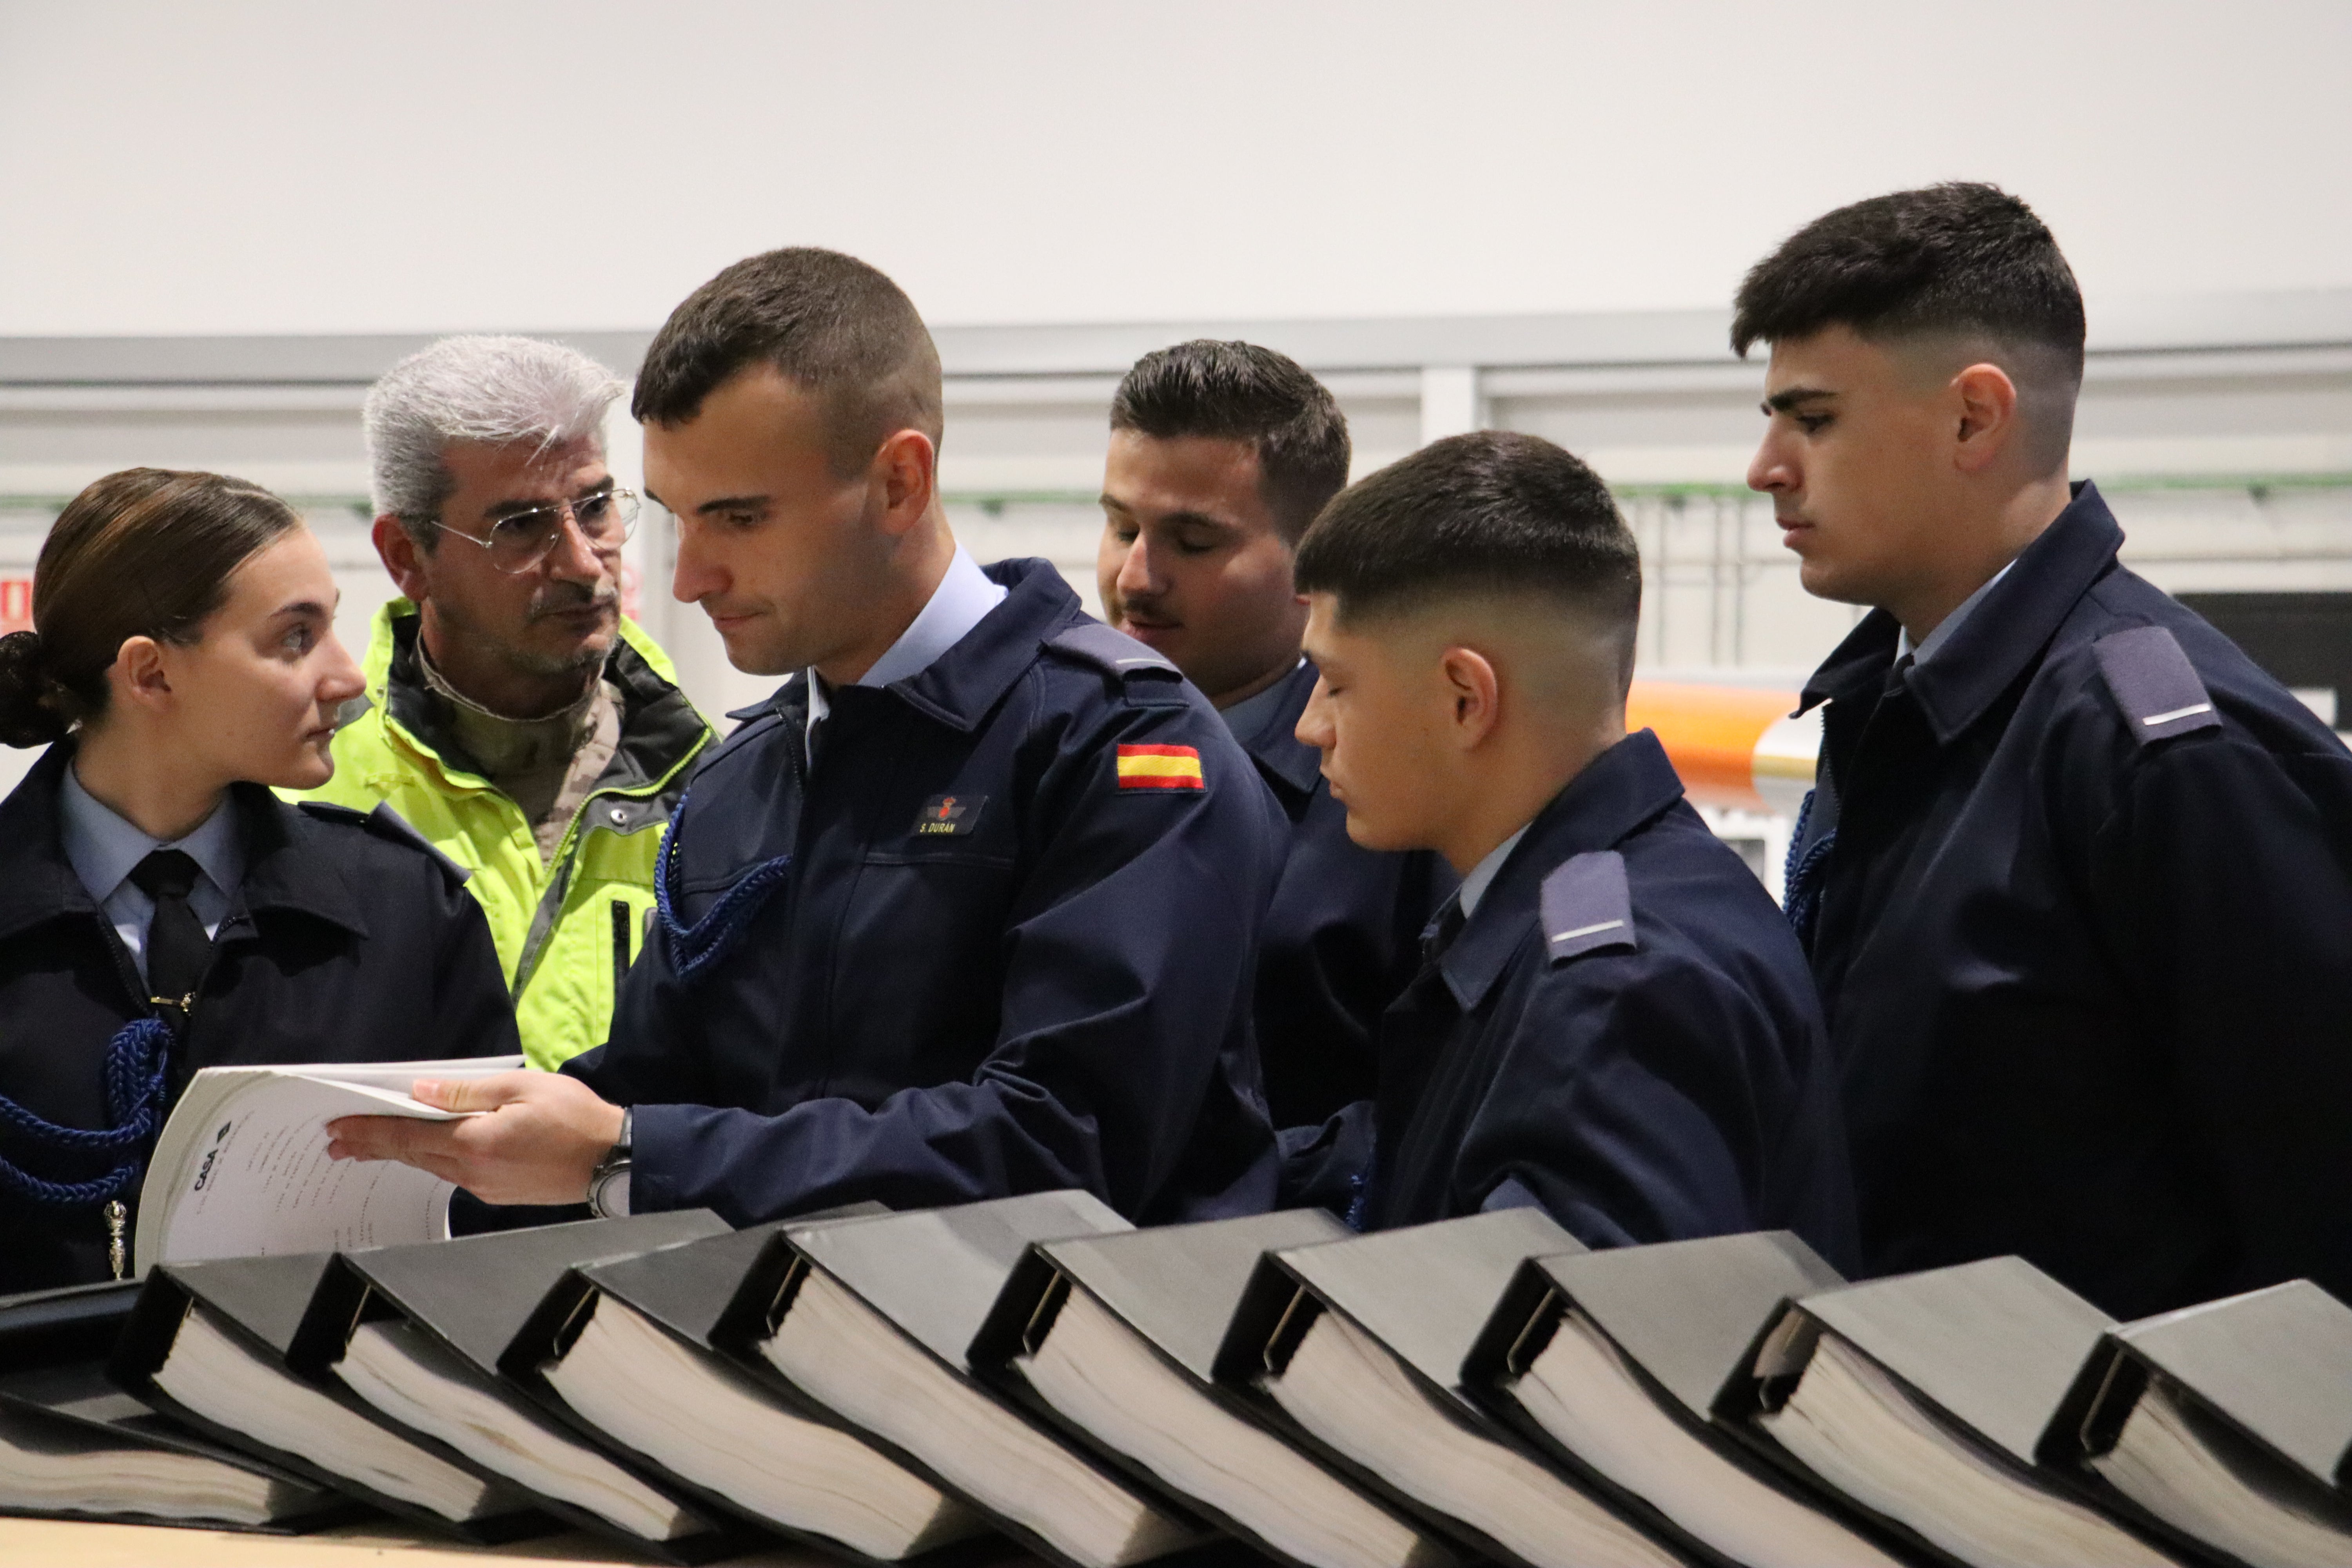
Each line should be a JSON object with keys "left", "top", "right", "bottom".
{"left": 1951, "top": 362, "right": 2022, "bottom": 475}
{"left": 372, "top": 514, "right": 432, "bottom": 603}
{"left": 872, "top": 428, "right": 938, "bottom": 537}
{"left": 111, "top": 635, "right": 173, "bottom": 715}
{"left": 1437, "top": 644, "right": 1503, "bottom": 751}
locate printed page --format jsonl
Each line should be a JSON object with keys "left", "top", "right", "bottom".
{"left": 269, "top": 1057, "right": 526, "bottom": 1094}
{"left": 135, "top": 1061, "right": 520, "bottom": 1272}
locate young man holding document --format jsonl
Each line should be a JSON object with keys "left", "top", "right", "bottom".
{"left": 1278, "top": 430, "right": 1856, "bottom": 1260}
{"left": 328, "top": 247, "right": 1283, "bottom": 1225}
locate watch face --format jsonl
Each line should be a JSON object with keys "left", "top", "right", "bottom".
{"left": 599, "top": 1167, "right": 632, "bottom": 1218}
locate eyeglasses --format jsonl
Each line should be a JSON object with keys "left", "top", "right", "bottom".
{"left": 431, "top": 488, "right": 641, "bottom": 575}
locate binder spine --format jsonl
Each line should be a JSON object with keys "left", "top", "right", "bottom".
{"left": 495, "top": 1270, "right": 601, "bottom": 1384}
{"left": 2044, "top": 1341, "right": 2149, "bottom": 1465}
{"left": 516, "top": 1275, "right": 1022, "bottom": 1568}
{"left": 1708, "top": 1299, "right": 1816, "bottom": 1424}
{"left": 104, "top": 1272, "right": 196, "bottom": 1403}
{"left": 323, "top": 1260, "right": 764, "bottom": 1566}
{"left": 705, "top": 1231, "right": 805, "bottom": 1359}
{"left": 1207, "top": 1255, "right": 1311, "bottom": 1385}
{"left": 104, "top": 1266, "right": 556, "bottom": 1547}
{"left": 282, "top": 1256, "right": 391, "bottom": 1381}
{"left": 1458, "top": 1258, "right": 1566, "bottom": 1397}
{"left": 965, "top": 1249, "right": 1065, "bottom": 1373}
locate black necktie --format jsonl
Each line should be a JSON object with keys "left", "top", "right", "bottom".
{"left": 129, "top": 849, "right": 212, "bottom": 1015}
{"left": 1884, "top": 650, "right": 1917, "bottom": 698}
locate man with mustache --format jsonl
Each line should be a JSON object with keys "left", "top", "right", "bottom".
{"left": 1096, "top": 341, "right": 1454, "bottom": 1130}
{"left": 301, "top": 336, "right": 714, "bottom": 1069}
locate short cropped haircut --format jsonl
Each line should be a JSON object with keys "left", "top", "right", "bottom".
{"left": 366, "top": 336, "right": 623, "bottom": 547}
{"left": 632, "top": 247, "right": 944, "bottom": 477}
{"left": 1295, "top": 431, "right": 1641, "bottom": 686}
{"left": 1109, "top": 341, "right": 1351, "bottom": 544}
{"left": 1731, "top": 183, "right": 2085, "bottom": 375}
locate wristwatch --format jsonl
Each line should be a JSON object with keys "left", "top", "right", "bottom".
{"left": 587, "top": 1108, "right": 633, "bottom": 1218}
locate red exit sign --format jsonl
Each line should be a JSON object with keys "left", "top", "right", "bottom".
{"left": 0, "top": 579, "right": 28, "bottom": 637}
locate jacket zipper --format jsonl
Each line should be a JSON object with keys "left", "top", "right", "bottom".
{"left": 611, "top": 899, "right": 633, "bottom": 996}
{"left": 384, "top": 702, "right": 706, "bottom": 1006}
{"left": 509, "top": 780, "right": 671, "bottom": 1004}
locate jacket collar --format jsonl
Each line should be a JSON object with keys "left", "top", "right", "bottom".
{"left": 0, "top": 744, "right": 368, "bottom": 946}
{"left": 857, "top": 545, "right": 1009, "bottom": 690}
{"left": 1235, "top": 658, "right": 1325, "bottom": 800}
{"left": 377, "top": 603, "right": 709, "bottom": 795}
{"left": 1438, "top": 728, "right": 1685, "bottom": 1011}
{"left": 879, "top": 558, "right": 1086, "bottom": 733}
{"left": 0, "top": 744, "right": 103, "bottom": 944}
{"left": 593, "top": 634, "right": 713, "bottom": 793}
{"left": 1798, "top": 481, "right": 2125, "bottom": 746}
{"left": 230, "top": 787, "right": 371, "bottom": 939}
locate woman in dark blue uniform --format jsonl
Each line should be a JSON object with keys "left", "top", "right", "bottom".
{"left": 0, "top": 468, "right": 519, "bottom": 1293}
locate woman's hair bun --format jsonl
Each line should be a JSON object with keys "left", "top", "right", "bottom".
{"left": 0, "top": 629, "right": 70, "bottom": 749}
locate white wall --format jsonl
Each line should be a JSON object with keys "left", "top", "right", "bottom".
{"left": 6, "top": 303, "right": 2347, "bottom": 731}
{"left": 2, "top": 0, "right": 2349, "bottom": 336}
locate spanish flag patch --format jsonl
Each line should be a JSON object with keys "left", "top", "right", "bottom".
{"left": 1116, "top": 743, "right": 1205, "bottom": 790}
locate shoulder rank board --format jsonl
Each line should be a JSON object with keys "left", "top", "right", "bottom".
{"left": 1539, "top": 850, "right": 1637, "bottom": 962}
{"left": 2092, "top": 625, "right": 2222, "bottom": 746}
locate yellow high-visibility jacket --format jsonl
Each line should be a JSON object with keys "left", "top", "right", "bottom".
{"left": 294, "top": 600, "right": 714, "bottom": 1069}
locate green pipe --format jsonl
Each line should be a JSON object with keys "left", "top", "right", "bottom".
{"left": 3, "top": 472, "right": 2350, "bottom": 519}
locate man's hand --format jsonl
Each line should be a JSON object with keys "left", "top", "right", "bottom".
{"left": 325, "top": 1072, "right": 627, "bottom": 1207}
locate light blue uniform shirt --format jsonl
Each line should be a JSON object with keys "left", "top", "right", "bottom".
{"left": 1455, "top": 824, "right": 1531, "bottom": 919}
{"left": 1217, "top": 657, "right": 1306, "bottom": 740}
{"left": 56, "top": 765, "right": 243, "bottom": 988}
{"left": 1898, "top": 560, "right": 2017, "bottom": 668}
{"left": 805, "top": 544, "right": 1010, "bottom": 764}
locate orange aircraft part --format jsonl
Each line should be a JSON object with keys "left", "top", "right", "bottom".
{"left": 1627, "top": 680, "right": 1804, "bottom": 812}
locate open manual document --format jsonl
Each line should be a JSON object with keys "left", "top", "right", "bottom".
{"left": 132, "top": 1056, "right": 525, "bottom": 1273}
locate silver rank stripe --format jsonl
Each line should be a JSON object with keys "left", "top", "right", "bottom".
{"left": 2142, "top": 703, "right": 2213, "bottom": 726}
{"left": 1551, "top": 918, "right": 1626, "bottom": 942}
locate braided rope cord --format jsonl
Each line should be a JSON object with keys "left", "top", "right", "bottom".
{"left": 653, "top": 793, "right": 796, "bottom": 983}
{"left": 1782, "top": 787, "right": 1837, "bottom": 946}
{"left": 0, "top": 1015, "right": 175, "bottom": 1205}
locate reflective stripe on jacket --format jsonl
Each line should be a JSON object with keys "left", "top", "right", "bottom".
{"left": 293, "top": 599, "right": 714, "bottom": 1069}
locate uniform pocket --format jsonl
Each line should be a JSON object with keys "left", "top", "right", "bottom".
{"left": 822, "top": 854, "right": 1019, "bottom": 1094}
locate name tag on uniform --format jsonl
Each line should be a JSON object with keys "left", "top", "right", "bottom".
{"left": 1116, "top": 744, "right": 1205, "bottom": 791}
{"left": 913, "top": 794, "right": 987, "bottom": 836}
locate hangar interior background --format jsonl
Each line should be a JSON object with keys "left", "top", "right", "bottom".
{"left": 4, "top": 288, "right": 2347, "bottom": 879}
{"left": 4, "top": 4, "right": 2348, "bottom": 887}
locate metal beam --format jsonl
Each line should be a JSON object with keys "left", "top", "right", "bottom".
{"left": 5, "top": 289, "right": 2345, "bottom": 388}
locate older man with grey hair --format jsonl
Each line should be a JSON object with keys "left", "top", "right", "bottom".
{"left": 298, "top": 335, "right": 713, "bottom": 1071}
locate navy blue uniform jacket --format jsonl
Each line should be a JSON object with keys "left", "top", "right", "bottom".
{"left": 1789, "top": 482, "right": 2352, "bottom": 1317}
{"left": 0, "top": 744, "right": 518, "bottom": 1294}
{"left": 567, "top": 559, "right": 1284, "bottom": 1225}
{"left": 1236, "top": 658, "right": 1455, "bottom": 1128}
{"left": 1287, "top": 730, "right": 1858, "bottom": 1263}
